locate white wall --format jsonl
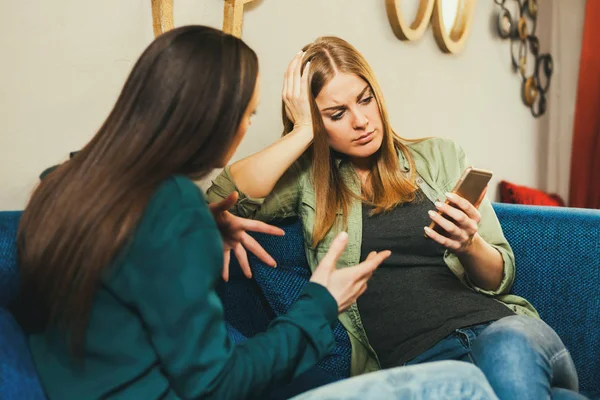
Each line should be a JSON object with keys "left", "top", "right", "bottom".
{"left": 540, "top": 0, "right": 586, "bottom": 203}
{"left": 0, "top": 0, "right": 581, "bottom": 209}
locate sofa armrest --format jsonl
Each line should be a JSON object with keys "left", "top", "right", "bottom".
{"left": 493, "top": 203, "right": 600, "bottom": 399}
{"left": 0, "top": 212, "right": 21, "bottom": 307}
{"left": 0, "top": 307, "right": 47, "bottom": 399}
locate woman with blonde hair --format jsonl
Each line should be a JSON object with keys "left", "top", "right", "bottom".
{"left": 208, "top": 36, "right": 586, "bottom": 400}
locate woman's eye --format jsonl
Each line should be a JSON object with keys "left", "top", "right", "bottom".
{"left": 360, "top": 96, "right": 373, "bottom": 105}
{"left": 331, "top": 111, "right": 345, "bottom": 121}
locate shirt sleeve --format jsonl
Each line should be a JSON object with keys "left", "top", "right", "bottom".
{"left": 205, "top": 163, "right": 303, "bottom": 222}
{"left": 445, "top": 141, "right": 516, "bottom": 296}
{"left": 119, "top": 207, "right": 338, "bottom": 399}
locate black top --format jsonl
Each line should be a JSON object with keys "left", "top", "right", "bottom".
{"left": 357, "top": 190, "right": 514, "bottom": 368}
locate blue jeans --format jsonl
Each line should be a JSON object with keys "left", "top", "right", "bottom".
{"left": 406, "top": 315, "right": 588, "bottom": 400}
{"left": 290, "top": 360, "right": 499, "bottom": 399}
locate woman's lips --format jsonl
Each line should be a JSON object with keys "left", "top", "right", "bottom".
{"left": 354, "top": 130, "right": 375, "bottom": 145}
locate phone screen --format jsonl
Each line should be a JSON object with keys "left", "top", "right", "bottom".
{"left": 427, "top": 167, "right": 493, "bottom": 236}
{"left": 454, "top": 169, "right": 493, "bottom": 205}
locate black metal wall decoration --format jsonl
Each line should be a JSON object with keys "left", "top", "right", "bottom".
{"left": 494, "top": 0, "right": 553, "bottom": 118}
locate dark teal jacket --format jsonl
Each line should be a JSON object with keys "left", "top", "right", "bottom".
{"left": 28, "top": 175, "right": 338, "bottom": 399}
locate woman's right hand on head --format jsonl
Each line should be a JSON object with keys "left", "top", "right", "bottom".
{"left": 310, "top": 232, "right": 391, "bottom": 313}
{"left": 282, "top": 51, "right": 313, "bottom": 131}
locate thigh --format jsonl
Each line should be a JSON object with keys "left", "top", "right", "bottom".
{"left": 289, "top": 361, "right": 499, "bottom": 400}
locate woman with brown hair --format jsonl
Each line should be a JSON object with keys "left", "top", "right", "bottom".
{"left": 12, "top": 25, "right": 502, "bottom": 400}
{"left": 207, "top": 36, "right": 586, "bottom": 400}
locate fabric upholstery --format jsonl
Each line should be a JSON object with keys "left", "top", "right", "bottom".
{"left": 0, "top": 211, "right": 20, "bottom": 307}
{"left": 494, "top": 203, "right": 600, "bottom": 399}
{"left": 0, "top": 308, "right": 46, "bottom": 399}
{"left": 237, "top": 218, "right": 352, "bottom": 381}
{"left": 1, "top": 204, "right": 599, "bottom": 399}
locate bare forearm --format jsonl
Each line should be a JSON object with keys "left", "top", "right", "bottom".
{"left": 457, "top": 233, "right": 504, "bottom": 291}
{"left": 230, "top": 126, "right": 313, "bottom": 198}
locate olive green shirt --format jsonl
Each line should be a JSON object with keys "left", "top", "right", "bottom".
{"left": 206, "top": 137, "right": 539, "bottom": 376}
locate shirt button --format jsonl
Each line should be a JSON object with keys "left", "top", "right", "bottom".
{"left": 416, "top": 177, "right": 423, "bottom": 184}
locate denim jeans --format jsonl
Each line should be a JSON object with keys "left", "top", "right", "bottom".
{"left": 290, "top": 360, "right": 499, "bottom": 400}
{"left": 406, "top": 315, "right": 588, "bottom": 400}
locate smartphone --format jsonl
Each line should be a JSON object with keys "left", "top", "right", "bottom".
{"left": 427, "top": 167, "right": 493, "bottom": 235}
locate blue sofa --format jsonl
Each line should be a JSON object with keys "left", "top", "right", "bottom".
{"left": 1, "top": 203, "right": 599, "bottom": 399}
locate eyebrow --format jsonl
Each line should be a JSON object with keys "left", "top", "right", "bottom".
{"left": 320, "top": 85, "right": 371, "bottom": 112}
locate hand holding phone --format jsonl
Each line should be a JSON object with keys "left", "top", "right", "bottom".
{"left": 427, "top": 167, "right": 492, "bottom": 236}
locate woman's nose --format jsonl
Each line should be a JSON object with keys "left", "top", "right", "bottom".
{"left": 352, "top": 111, "right": 369, "bottom": 130}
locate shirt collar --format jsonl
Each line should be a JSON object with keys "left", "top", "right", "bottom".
{"left": 333, "top": 146, "right": 411, "bottom": 172}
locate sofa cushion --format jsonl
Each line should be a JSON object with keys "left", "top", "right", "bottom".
{"left": 499, "top": 180, "right": 565, "bottom": 206}
{"left": 0, "top": 307, "right": 46, "bottom": 399}
{"left": 494, "top": 203, "right": 600, "bottom": 399}
{"left": 0, "top": 211, "right": 21, "bottom": 307}
{"left": 221, "top": 218, "right": 352, "bottom": 382}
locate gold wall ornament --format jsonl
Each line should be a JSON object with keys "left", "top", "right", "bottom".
{"left": 223, "top": 0, "right": 257, "bottom": 38}
{"left": 151, "top": 0, "right": 174, "bottom": 37}
{"left": 386, "top": 0, "right": 478, "bottom": 54}
{"left": 432, "top": 0, "right": 478, "bottom": 54}
{"left": 386, "top": 0, "right": 436, "bottom": 41}
{"left": 494, "top": 0, "right": 552, "bottom": 118}
{"left": 150, "top": 0, "right": 257, "bottom": 38}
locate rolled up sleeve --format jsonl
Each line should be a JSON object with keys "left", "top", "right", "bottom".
{"left": 206, "top": 164, "right": 303, "bottom": 222}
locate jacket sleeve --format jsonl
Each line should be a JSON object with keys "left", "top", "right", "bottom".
{"left": 205, "top": 163, "right": 303, "bottom": 222}
{"left": 444, "top": 141, "right": 516, "bottom": 296}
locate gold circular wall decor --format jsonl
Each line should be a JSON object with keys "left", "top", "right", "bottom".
{"left": 495, "top": 0, "right": 553, "bottom": 118}
{"left": 522, "top": 77, "right": 538, "bottom": 106}
{"left": 223, "top": 0, "right": 258, "bottom": 38}
{"left": 386, "top": 0, "right": 436, "bottom": 41}
{"left": 497, "top": 7, "right": 514, "bottom": 38}
{"left": 527, "top": 0, "right": 538, "bottom": 17}
{"left": 432, "top": 0, "right": 478, "bottom": 54}
{"left": 386, "top": 0, "right": 478, "bottom": 54}
{"left": 151, "top": 0, "right": 174, "bottom": 38}
{"left": 151, "top": 0, "right": 257, "bottom": 38}
{"left": 517, "top": 17, "right": 528, "bottom": 39}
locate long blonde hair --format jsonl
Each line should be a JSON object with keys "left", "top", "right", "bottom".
{"left": 282, "top": 36, "right": 419, "bottom": 247}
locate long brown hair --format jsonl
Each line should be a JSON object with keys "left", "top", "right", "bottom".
{"left": 282, "top": 37, "right": 418, "bottom": 247}
{"left": 14, "top": 26, "right": 258, "bottom": 352}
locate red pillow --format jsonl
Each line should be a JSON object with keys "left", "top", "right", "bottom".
{"left": 499, "top": 181, "right": 565, "bottom": 207}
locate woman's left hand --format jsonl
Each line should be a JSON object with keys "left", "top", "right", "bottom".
{"left": 424, "top": 189, "right": 487, "bottom": 254}
{"left": 209, "top": 192, "right": 285, "bottom": 281}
